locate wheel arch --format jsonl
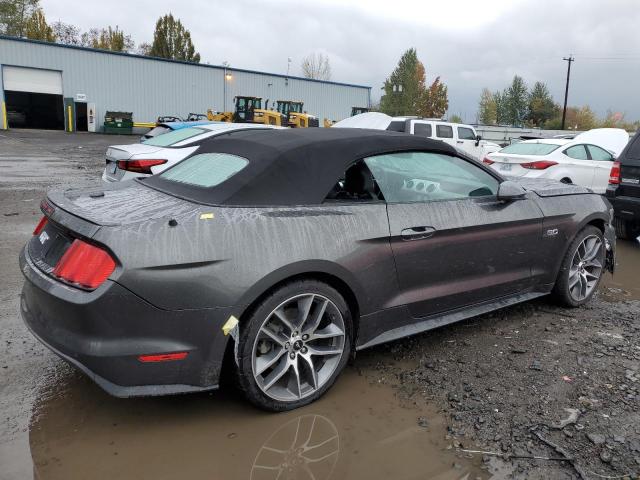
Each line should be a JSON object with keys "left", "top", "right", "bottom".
{"left": 221, "top": 261, "right": 365, "bottom": 375}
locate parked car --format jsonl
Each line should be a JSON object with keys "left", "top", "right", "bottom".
{"left": 605, "top": 129, "right": 640, "bottom": 239}
{"left": 332, "top": 113, "right": 501, "bottom": 160}
{"left": 102, "top": 123, "right": 281, "bottom": 182}
{"left": 21, "top": 128, "right": 615, "bottom": 411}
{"left": 484, "top": 128, "right": 629, "bottom": 194}
{"left": 141, "top": 120, "right": 217, "bottom": 142}
{"left": 386, "top": 117, "right": 502, "bottom": 160}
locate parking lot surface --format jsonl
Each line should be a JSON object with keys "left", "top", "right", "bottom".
{"left": 1, "top": 130, "right": 639, "bottom": 480}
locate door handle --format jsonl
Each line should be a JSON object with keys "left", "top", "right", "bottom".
{"left": 401, "top": 226, "right": 436, "bottom": 241}
{"left": 456, "top": 140, "right": 464, "bottom": 144}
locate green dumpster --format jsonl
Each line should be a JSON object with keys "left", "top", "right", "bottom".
{"left": 104, "top": 111, "right": 133, "bottom": 134}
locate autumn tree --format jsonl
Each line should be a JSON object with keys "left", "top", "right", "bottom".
{"left": 51, "top": 21, "right": 81, "bottom": 45}
{"left": 0, "top": 0, "right": 39, "bottom": 36}
{"left": 301, "top": 52, "right": 332, "bottom": 80}
{"left": 380, "top": 48, "right": 448, "bottom": 118}
{"left": 149, "top": 14, "right": 200, "bottom": 62}
{"left": 477, "top": 88, "right": 497, "bottom": 124}
{"left": 81, "top": 25, "right": 134, "bottom": 52}
{"left": 24, "top": 7, "right": 54, "bottom": 41}
{"left": 527, "top": 81, "right": 557, "bottom": 127}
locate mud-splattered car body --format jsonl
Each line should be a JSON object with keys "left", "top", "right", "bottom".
{"left": 19, "top": 128, "right": 615, "bottom": 398}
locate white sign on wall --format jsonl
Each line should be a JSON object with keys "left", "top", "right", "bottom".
{"left": 75, "top": 93, "right": 87, "bottom": 102}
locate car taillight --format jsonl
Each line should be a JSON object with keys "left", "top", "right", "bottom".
{"left": 52, "top": 239, "right": 116, "bottom": 289}
{"left": 482, "top": 157, "right": 495, "bottom": 165}
{"left": 33, "top": 215, "right": 48, "bottom": 235}
{"left": 117, "top": 159, "right": 167, "bottom": 174}
{"left": 520, "top": 160, "right": 558, "bottom": 170}
{"left": 609, "top": 161, "right": 621, "bottom": 185}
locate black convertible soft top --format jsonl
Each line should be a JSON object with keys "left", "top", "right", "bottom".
{"left": 142, "top": 127, "right": 458, "bottom": 206}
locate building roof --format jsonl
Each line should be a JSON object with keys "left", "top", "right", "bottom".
{"left": 0, "top": 35, "right": 371, "bottom": 90}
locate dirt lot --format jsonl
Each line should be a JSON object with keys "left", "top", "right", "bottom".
{"left": 0, "top": 130, "right": 638, "bottom": 480}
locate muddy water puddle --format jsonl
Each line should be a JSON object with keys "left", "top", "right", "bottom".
{"left": 15, "top": 367, "right": 483, "bottom": 480}
{"left": 601, "top": 239, "right": 640, "bottom": 300}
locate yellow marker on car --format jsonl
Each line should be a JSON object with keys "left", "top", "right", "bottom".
{"left": 200, "top": 213, "right": 215, "bottom": 220}
{"left": 222, "top": 316, "right": 239, "bottom": 336}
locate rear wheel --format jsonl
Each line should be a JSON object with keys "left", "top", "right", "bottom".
{"left": 236, "top": 280, "right": 352, "bottom": 411}
{"left": 613, "top": 217, "right": 634, "bottom": 240}
{"left": 553, "top": 226, "right": 605, "bottom": 307}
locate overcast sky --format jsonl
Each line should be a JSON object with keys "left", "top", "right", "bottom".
{"left": 41, "top": 0, "right": 640, "bottom": 122}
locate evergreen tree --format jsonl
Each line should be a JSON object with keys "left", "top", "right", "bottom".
{"left": 527, "top": 81, "right": 558, "bottom": 127}
{"left": 505, "top": 75, "right": 528, "bottom": 126}
{"left": 149, "top": 14, "right": 200, "bottom": 63}
{"left": 477, "top": 88, "right": 497, "bottom": 124}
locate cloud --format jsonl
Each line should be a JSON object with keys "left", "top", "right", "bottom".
{"left": 41, "top": 0, "right": 640, "bottom": 121}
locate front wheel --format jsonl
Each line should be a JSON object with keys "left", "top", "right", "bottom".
{"left": 553, "top": 225, "right": 605, "bottom": 307}
{"left": 235, "top": 280, "right": 352, "bottom": 411}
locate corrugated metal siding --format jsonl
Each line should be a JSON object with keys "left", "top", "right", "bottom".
{"left": 0, "top": 37, "right": 370, "bottom": 129}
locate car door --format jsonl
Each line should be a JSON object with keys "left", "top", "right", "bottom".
{"left": 586, "top": 144, "right": 615, "bottom": 193}
{"left": 561, "top": 144, "right": 597, "bottom": 188}
{"left": 364, "top": 151, "right": 543, "bottom": 319}
{"left": 456, "top": 126, "right": 481, "bottom": 159}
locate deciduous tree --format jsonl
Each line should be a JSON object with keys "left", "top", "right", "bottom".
{"left": 51, "top": 21, "right": 81, "bottom": 45}
{"left": 301, "top": 52, "right": 332, "bottom": 80}
{"left": 0, "top": 0, "right": 39, "bottom": 36}
{"left": 149, "top": 14, "right": 200, "bottom": 62}
{"left": 24, "top": 7, "right": 54, "bottom": 41}
{"left": 478, "top": 88, "right": 497, "bottom": 124}
{"left": 81, "top": 25, "right": 134, "bottom": 52}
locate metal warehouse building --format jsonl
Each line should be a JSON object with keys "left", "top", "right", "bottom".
{"left": 0, "top": 35, "right": 371, "bottom": 132}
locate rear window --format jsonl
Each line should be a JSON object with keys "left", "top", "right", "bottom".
{"left": 143, "top": 127, "right": 206, "bottom": 146}
{"left": 160, "top": 153, "right": 248, "bottom": 187}
{"left": 624, "top": 133, "right": 640, "bottom": 161}
{"left": 500, "top": 142, "right": 560, "bottom": 155}
{"left": 413, "top": 123, "right": 432, "bottom": 137}
{"left": 387, "top": 121, "right": 406, "bottom": 132}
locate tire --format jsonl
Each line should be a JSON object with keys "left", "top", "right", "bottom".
{"left": 553, "top": 225, "right": 606, "bottom": 307}
{"left": 235, "top": 280, "right": 352, "bottom": 411}
{"left": 613, "top": 217, "right": 632, "bottom": 240}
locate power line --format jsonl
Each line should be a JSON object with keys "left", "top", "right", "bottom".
{"left": 561, "top": 55, "right": 574, "bottom": 131}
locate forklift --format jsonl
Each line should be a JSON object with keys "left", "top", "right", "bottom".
{"left": 276, "top": 100, "right": 319, "bottom": 128}
{"left": 207, "top": 96, "right": 286, "bottom": 126}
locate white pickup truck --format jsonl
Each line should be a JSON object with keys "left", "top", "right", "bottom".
{"left": 332, "top": 113, "right": 501, "bottom": 161}
{"left": 386, "top": 117, "right": 501, "bottom": 161}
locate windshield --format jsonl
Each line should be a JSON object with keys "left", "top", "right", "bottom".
{"left": 159, "top": 153, "right": 249, "bottom": 187}
{"left": 500, "top": 142, "right": 560, "bottom": 155}
{"left": 142, "top": 127, "right": 207, "bottom": 147}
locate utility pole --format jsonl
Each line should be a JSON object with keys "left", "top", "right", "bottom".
{"left": 561, "top": 55, "right": 575, "bottom": 130}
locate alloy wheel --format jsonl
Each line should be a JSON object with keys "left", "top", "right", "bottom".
{"left": 252, "top": 294, "right": 346, "bottom": 402}
{"left": 568, "top": 235, "right": 603, "bottom": 302}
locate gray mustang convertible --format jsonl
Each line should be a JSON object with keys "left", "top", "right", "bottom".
{"left": 20, "top": 128, "right": 615, "bottom": 411}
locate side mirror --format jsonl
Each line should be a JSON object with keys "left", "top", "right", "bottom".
{"left": 475, "top": 134, "right": 482, "bottom": 146}
{"left": 497, "top": 181, "right": 526, "bottom": 201}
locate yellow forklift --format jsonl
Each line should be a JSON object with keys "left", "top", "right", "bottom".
{"left": 207, "top": 96, "right": 286, "bottom": 126}
{"left": 276, "top": 101, "right": 319, "bottom": 128}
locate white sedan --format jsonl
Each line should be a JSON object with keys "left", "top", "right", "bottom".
{"left": 102, "top": 123, "right": 281, "bottom": 182}
{"left": 484, "top": 129, "right": 629, "bottom": 194}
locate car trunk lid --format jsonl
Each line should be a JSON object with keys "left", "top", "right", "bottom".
{"left": 104, "top": 144, "right": 166, "bottom": 181}
{"left": 46, "top": 181, "right": 200, "bottom": 227}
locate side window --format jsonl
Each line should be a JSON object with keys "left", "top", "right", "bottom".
{"left": 586, "top": 145, "right": 613, "bottom": 161}
{"left": 564, "top": 145, "right": 589, "bottom": 160}
{"left": 413, "top": 123, "right": 432, "bottom": 137}
{"left": 364, "top": 151, "right": 499, "bottom": 203}
{"left": 436, "top": 125, "right": 453, "bottom": 138}
{"left": 324, "top": 160, "right": 383, "bottom": 202}
{"left": 457, "top": 127, "right": 476, "bottom": 140}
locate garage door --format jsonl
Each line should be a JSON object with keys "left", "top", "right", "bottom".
{"left": 3, "top": 66, "right": 63, "bottom": 94}
{"left": 3, "top": 66, "right": 64, "bottom": 129}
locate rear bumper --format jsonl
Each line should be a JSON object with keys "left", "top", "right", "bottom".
{"left": 606, "top": 189, "right": 640, "bottom": 221}
{"left": 19, "top": 246, "right": 234, "bottom": 397}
